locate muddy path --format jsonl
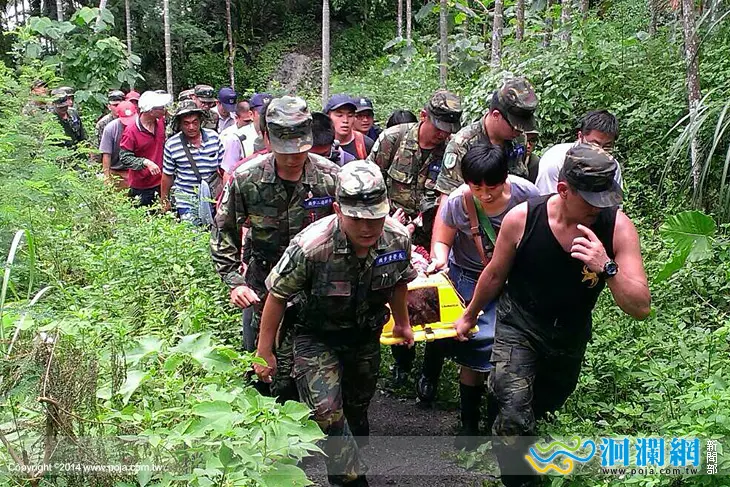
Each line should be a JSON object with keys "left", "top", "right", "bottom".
{"left": 303, "top": 388, "right": 499, "bottom": 487}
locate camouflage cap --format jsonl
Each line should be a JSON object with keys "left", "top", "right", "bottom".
{"left": 50, "top": 88, "right": 69, "bottom": 106}
{"left": 336, "top": 160, "right": 390, "bottom": 219}
{"left": 58, "top": 86, "right": 75, "bottom": 95}
{"left": 194, "top": 84, "right": 216, "bottom": 103}
{"left": 560, "top": 143, "right": 623, "bottom": 208}
{"left": 108, "top": 90, "right": 126, "bottom": 102}
{"left": 495, "top": 77, "right": 538, "bottom": 133}
{"left": 426, "top": 90, "right": 462, "bottom": 133}
{"left": 178, "top": 89, "right": 195, "bottom": 102}
{"left": 266, "top": 96, "right": 314, "bottom": 154}
{"left": 173, "top": 99, "right": 206, "bottom": 121}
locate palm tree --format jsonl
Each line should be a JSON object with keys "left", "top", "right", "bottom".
{"left": 681, "top": 0, "right": 701, "bottom": 188}
{"left": 55, "top": 0, "right": 62, "bottom": 20}
{"left": 543, "top": 0, "right": 554, "bottom": 47}
{"left": 580, "top": 0, "right": 589, "bottom": 18}
{"left": 163, "top": 0, "right": 173, "bottom": 95}
{"left": 321, "top": 0, "right": 330, "bottom": 106}
{"left": 491, "top": 0, "right": 504, "bottom": 67}
{"left": 406, "top": 0, "right": 412, "bottom": 45}
{"left": 225, "top": 0, "right": 235, "bottom": 88}
{"left": 560, "top": 0, "right": 572, "bottom": 44}
{"left": 516, "top": 0, "right": 525, "bottom": 41}
{"left": 397, "top": 0, "right": 403, "bottom": 38}
{"left": 439, "top": 0, "right": 447, "bottom": 87}
{"left": 125, "top": 0, "right": 132, "bottom": 55}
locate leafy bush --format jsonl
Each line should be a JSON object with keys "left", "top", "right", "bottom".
{"left": 0, "top": 68, "right": 323, "bottom": 486}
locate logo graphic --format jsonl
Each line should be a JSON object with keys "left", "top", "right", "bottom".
{"left": 526, "top": 437, "right": 596, "bottom": 474}
{"left": 581, "top": 265, "right": 599, "bottom": 288}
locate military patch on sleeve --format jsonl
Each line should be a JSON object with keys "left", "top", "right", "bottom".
{"left": 443, "top": 152, "right": 457, "bottom": 169}
{"left": 374, "top": 250, "right": 408, "bottom": 267}
{"left": 301, "top": 196, "right": 334, "bottom": 210}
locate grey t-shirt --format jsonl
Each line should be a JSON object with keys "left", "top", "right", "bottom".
{"left": 441, "top": 176, "right": 540, "bottom": 273}
{"left": 99, "top": 118, "right": 125, "bottom": 171}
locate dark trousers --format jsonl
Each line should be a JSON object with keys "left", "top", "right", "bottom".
{"left": 489, "top": 324, "right": 586, "bottom": 486}
{"left": 128, "top": 186, "right": 160, "bottom": 207}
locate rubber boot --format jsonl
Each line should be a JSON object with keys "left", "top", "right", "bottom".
{"left": 390, "top": 345, "right": 415, "bottom": 388}
{"left": 454, "top": 382, "right": 483, "bottom": 451}
{"left": 416, "top": 341, "right": 445, "bottom": 404}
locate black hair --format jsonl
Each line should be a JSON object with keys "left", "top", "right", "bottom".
{"left": 460, "top": 143, "right": 508, "bottom": 186}
{"left": 580, "top": 110, "right": 619, "bottom": 140}
{"left": 488, "top": 91, "right": 500, "bottom": 112}
{"left": 259, "top": 100, "right": 271, "bottom": 135}
{"left": 311, "top": 112, "right": 335, "bottom": 146}
{"left": 386, "top": 110, "right": 418, "bottom": 128}
{"left": 235, "top": 100, "right": 251, "bottom": 114}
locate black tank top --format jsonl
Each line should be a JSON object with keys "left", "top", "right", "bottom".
{"left": 501, "top": 195, "right": 616, "bottom": 343}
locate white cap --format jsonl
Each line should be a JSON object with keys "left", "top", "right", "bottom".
{"left": 138, "top": 91, "right": 172, "bottom": 113}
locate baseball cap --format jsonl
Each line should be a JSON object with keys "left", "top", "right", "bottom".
{"left": 336, "top": 160, "right": 390, "bottom": 219}
{"left": 354, "top": 97, "right": 374, "bottom": 114}
{"left": 218, "top": 87, "right": 237, "bottom": 112}
{"left": 426, "top": 90, "right": 462, "bottom": 133}
{"left": 138, "top": 90, "right": 172, "bottom": 113}
{"left": 249, "top": 93, "right": 273, "bottom": 113}
{"left": 114, "top": 101, "right": 138, "bottom": 126}
{"left": 493, "top": 77, "right": 538, "bottom": 133}
{"left": 266, "top": 96, "right": 313, "bottom": 154}
{"left": 324, "top": 94, "right": 356, "bottom": 114}
{"left": 194, "top": 84, "right": 216, "bottom": 103}
{"left": 108, "top": 90, "right": 125, "bottom": 103}
{"left": 125, "top": 90, "right": 141, "bottom": 102}
{"left": 560, "top": 143, "right": 623, "bottom": 208}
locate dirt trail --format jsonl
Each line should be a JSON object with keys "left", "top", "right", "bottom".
{"left": 304, "top": 390, "right": 499, "bottom": 487}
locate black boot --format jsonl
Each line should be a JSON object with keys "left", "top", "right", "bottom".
{"left": 454, "top": 382, "right": 483, "bottom": 451}
{"left": 416, "top": 341, "right": 445, "bottom": 404}
{"left": 389, "top": 345, "right": 415, "bottom": 388}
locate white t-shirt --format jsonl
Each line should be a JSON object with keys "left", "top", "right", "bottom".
{"left": 535, "top": 141, "right": 624, "bottom": 195}
{"left": 220, "top": 123, "right": 258, "bottom": 173}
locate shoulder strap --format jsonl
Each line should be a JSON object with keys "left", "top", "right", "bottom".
{"left": 353, "top": 131, "right": 367, "bottom": 159}
{"left": 181, "top": 135, "right": 202, "bottom": 183}
{"left": 462, "top": 187, "right": 490, "bottom": 266}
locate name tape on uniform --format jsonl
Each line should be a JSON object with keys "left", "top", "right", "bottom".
{"left": 375, "top": 250, "right": 407, "bottom": 267}
{"left": 301, "top": 196, "right": 334, "bottom": 210}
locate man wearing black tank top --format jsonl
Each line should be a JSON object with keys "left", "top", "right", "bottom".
{"left": 454, "top": 143, "right": 651, "bottom": 487}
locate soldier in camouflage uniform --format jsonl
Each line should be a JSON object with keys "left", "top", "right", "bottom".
{"left": 255, "top": 160, "right": 416, "bottom": 487}
{"left": 210, "top": 96, "right": 340, "bottom": 401}
{"left": 191, "top": 84, "right": 219, "bottom": 131}
{"left": 178, "top": 89, "right": 195, "bottom": 102}
{"left": 435, "top": 77, "right": 538, "bottom": 197}
{"left": 365, "top": 89, "right": 461, "bottom": 388}
{"left": 367, "top": 90, "right": 462, "bottom": 247}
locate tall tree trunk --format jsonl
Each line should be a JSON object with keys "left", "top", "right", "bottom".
{"left": 95, "top": 0, "right": 108, "bottom": 30}
{"left": 163, "top": 0, "right": 173, "bottom": 96}
{"left": 125, "top": 0, "right": 132, "bottom": 55}
{"left": 321, "top": 0, "right": 330, "bottom": 106}
{"left": 648, "top": 0, "right": 658, "bottom": 35}
{"left": 225, "top": 0, "right": 235, "bottom": 88}
{"left": 491, "top": 0, "right": 503, "bottom": 68}
{"left": 543, "top": 0, "right": 554, "bottom": 47}
{"left": 55, "top": 0, "right": 62, "bottom": 21}
{"left": 397, "top": 0, "right": 403, "bottom": 38}
{"left": 439, "top": 0, "right": 448, "bottom": 87}
{"left": 580, "top": 0, "right": 589, "bottom": 18}
{"left": 681, "top": 0, "right": 701, "bottom": 190}
{"left": 560, "top": 0, "right": 572, "bottom": 44}
{"left": 516, "top": 0, "right": 525, "bottom": 41}
{"left": 406, "top": 0, "right": 412, "bottom": 45}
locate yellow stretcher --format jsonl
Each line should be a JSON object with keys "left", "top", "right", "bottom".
{"left": 380, "top": 272, "right": 479, "bottom": 345}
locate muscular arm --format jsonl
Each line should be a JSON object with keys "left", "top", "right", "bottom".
{"left": 430, "top": 193, "right": 450, "bottom": 259}
{"left": 463, "top": 203, "right": 526, "bottom": 320}
{"left": 430, "top": 201, "right": 457, "bottom": 267}
{"left": 606, "top": 212, "right": 651, "bottom": 319}
{"left": 389, "top": 282, "right": 410, "bottom": 331}
{"left": 255, "top": 294, "right": 287, "bottom": 370}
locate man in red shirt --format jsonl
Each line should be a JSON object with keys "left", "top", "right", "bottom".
{"left": 119, "top": 91, "right": 172, "bottom": 206}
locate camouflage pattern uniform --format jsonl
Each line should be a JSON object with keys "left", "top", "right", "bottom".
{"left": 435, "top": 77, "right": 539, "bottom": 195}
{"left": 366, "top": 90, "right": 462, "bottom": 247}
{"left": 266, "top": 161, "right": 417, "bottom": 485}
{"left": 211, "top": 96, "right": 340, "bottom": 398}
{"left": 94, "top": 90, "right": 126, "bottom": 148}
{"left": 194, "top": 84, "right": 219, "bottom": 131}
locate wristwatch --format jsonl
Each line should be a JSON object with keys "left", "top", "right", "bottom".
{"left": 599, "top": 260, "right": 619, "bottom": 279}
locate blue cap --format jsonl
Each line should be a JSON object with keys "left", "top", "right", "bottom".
{"left": 324, "top": 94, "right": 357, "bottom": 114}
{"left": 218, "top": 87, "right": 237, "bottom": 112}
{"left": 354, "top": 97, "right": 374, "bottom": 113}
{"left": 249, "top": 93, "right": 273, "bottom": 112}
